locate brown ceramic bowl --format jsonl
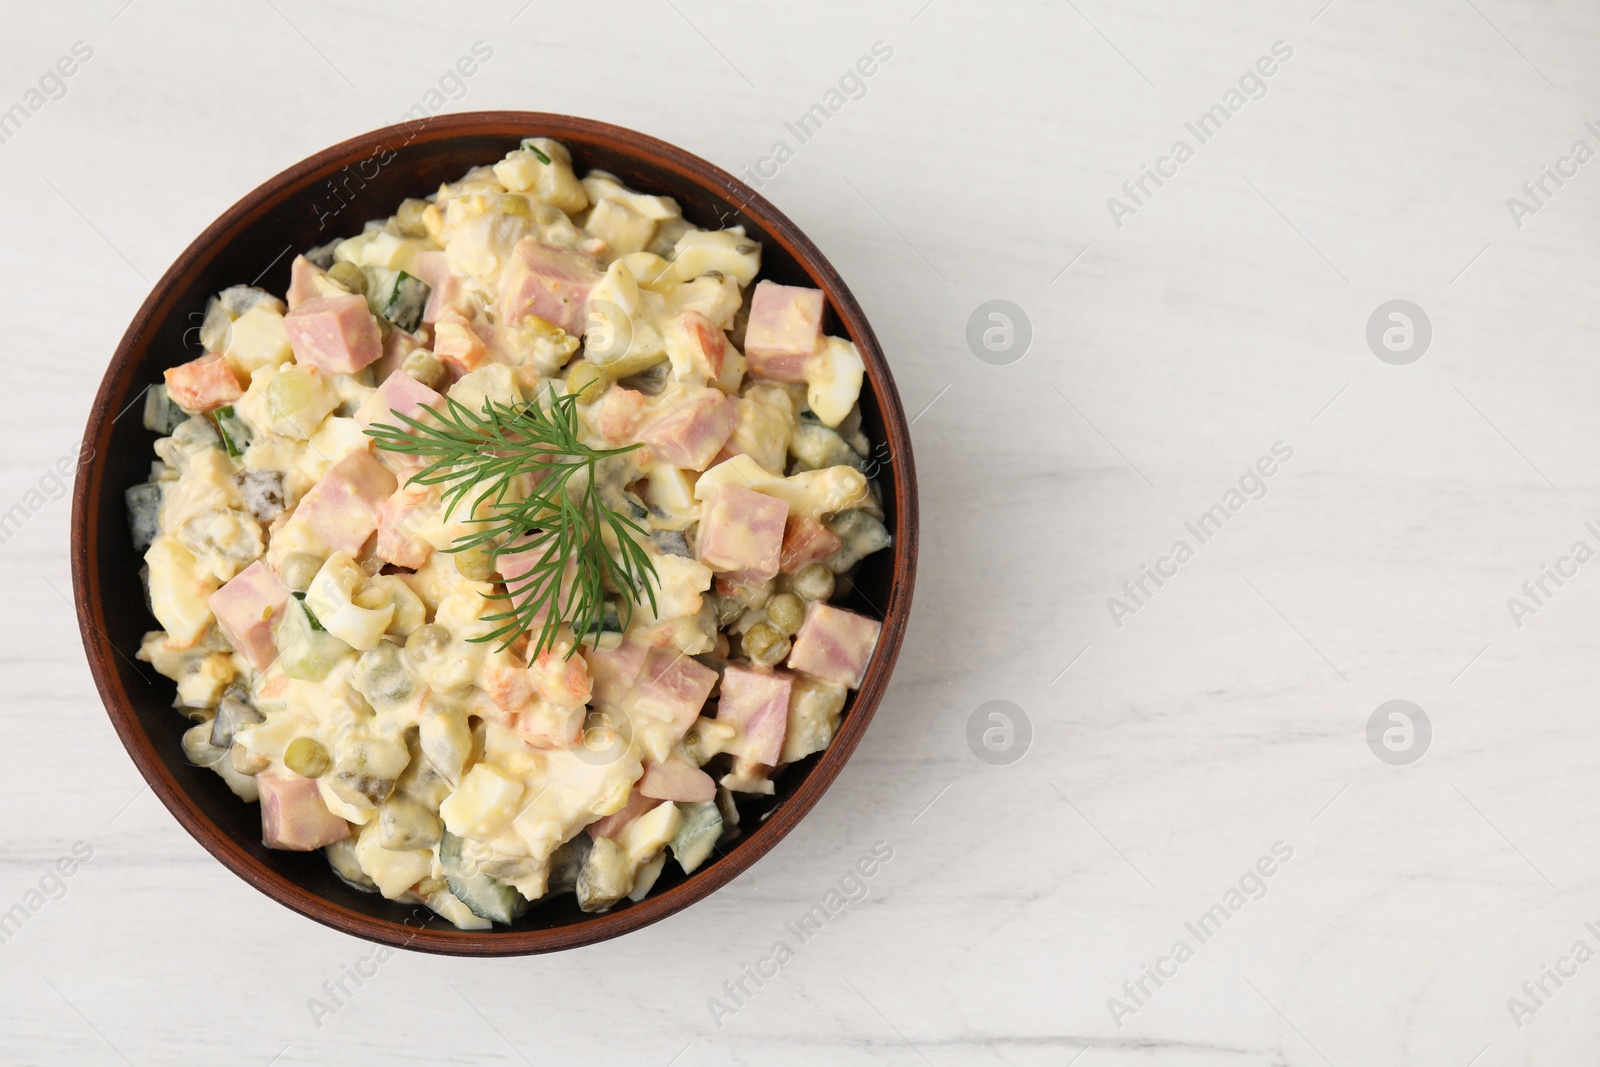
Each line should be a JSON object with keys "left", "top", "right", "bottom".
{"left": 70, "top": 113, "right": 917, "bottom": 955}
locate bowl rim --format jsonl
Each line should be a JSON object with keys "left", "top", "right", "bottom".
{"left": 70, "top": 110, "right": 919, "bottom": 956}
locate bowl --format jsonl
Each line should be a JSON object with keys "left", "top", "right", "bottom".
{"left": 69, "top": 112, "right": 918, "bottom": 955}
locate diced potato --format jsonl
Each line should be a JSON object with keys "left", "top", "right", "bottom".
{"left": 223, "top": 306, "right": 294, "bottom": 378}
{"left": 644, "top": 461, "right": 697, "bottom": 514}
{"left": 492, "top": 140, "right": 587, "bottom": 214}
{"left": 447, "top": 363, "right": 523, "bottom": 413}
{"left": 332, "top": 231, "right": 379, "bottom": 266}
{"left": 439, "top": 763, "right": 524, "bottom": 838}
{"left": 780, "top": 674, "right": 848, "bottom": 763}
{"left": 354, "top": 821, "right": 433, "bottom": 899}
{"left": 262, "top": 364, "right": 340, "bottom": 440}
{"left": 145, "top": 536, "right": 219, "bottom": 648}
{"left": 586, "top": 198, "right": 657, "bottom": 261}
{"left": 359, "top": 232, "right": 423, "bottom": 272}
{"left": 636, "top": 554, "right": 713, "bottom": 625}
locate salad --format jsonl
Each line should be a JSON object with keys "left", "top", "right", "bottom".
{"left": 128, "top": 138, "right": 891, "bottom": 928}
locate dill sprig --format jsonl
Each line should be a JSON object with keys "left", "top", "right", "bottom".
{"left": 365, "top": 390, "right": 659, "bottom": 658}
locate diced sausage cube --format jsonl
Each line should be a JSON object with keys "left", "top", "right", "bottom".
{"left": 516, "top": 702, "right": 584, "bottom": 749}
{"left": 411, "top": 249, "right": 461, "bottom": 324}
{"left": 587, "top": 787, "right": 656, "bottom": 840}
{"left": 353, "top": 367, "right": 443, "bottom": 429}
{"left": 622, "top": 648, "right": 717, "bottom": 739}
{"left": 779, "top": 514, "right": 844, "bottom": 574}
{"left": 207, "top": 560, "right": 289, "bottom": 670}
{"left": 596, "top": 387, "right": 648, "bottom": 444}
{"left": 787, "top": 602, "right": 881, "bottom": 689}
{"left": 640, "top": 387, "right": 738, "bottom": 471}
{"left": 639, "top": 757, "right": 716, "bottom": 803}
{"left": 716, "top": 666, "right": 791, "bottom": 766}
{"left": 697, "top": 484, "right": 787, "bottom": 582}
{"left": 375, "top": 483, "right": 437, "bottom": 569}
{"left": 293, "top": 449, "right": 399, "bottom": 556}
{"left": 432, "top": 310, "right": 489, "bottom": 373}
{"left": 498, "top": 238, "right": 601, "bottom": 336}
{"left": 582, "top": 639, "right": 648, "bottom": 705}
{"left": 259, "top": 775, "right": 350, "bottom": 851}
{"left": 164, "top": 353, "right": 242, "bottom": 412}
{"left": 744, "top": 281, "right": 823, "bottom": 382}
{"left": 283, "top": 292, "right": 383, "bottom": 374}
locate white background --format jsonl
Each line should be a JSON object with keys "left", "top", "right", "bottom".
{"left": 3, "top": 0, "right": 1599, "bottom": 1063}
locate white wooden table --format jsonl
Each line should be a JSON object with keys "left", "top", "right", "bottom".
{"left": 4, "top": 0, "right": 1598, "bottom": 1062}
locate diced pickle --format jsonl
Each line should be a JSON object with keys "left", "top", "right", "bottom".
{"left": 329, "top": 736, "right": 409, "bottom": 807}
{"left": 277, "top": 599, "right": 350, "bottom": 681}
{"left": 670, "top": 801, "right": 723, "bottom": 874}
{"left": 650, "top": 530, "right": 690, "bottom": 558}
{"left": 142, "top": 384, "right": 188, "bottom": 435}
{"left": 439, "top": 831, "right": 521, "bottom": 924}
{"left": 546, "top": 834, "right": 593, "bottom": 895}
{"left": 209, "top": 691, "right": 263, "bottom": 749}
{"left": 380, "top": 271, "right": 430, "bottom": 333}
{"left": 565, "top": 361, "right": 610, "bottom": 405}
{"left": 576, "top": 837, "right": 632, "bottom": 913}
{"left": 418, "top": 698, "right": 473, "bottom": 785}
{"left": 788, "top": 422, "right": 864, "bottom": 473}
{"left": 230, "top": 743, "right": 270, "bottom": 776}
{"left": 235, "top": 470, "right": 286, "bottom": 523}
{"left": 350, "top": 643, "right": 419, "bottom": 710}
{"left": 823, "top": 510, "right": 892, "bottom": 573}
{"left": 213, "top": 405, "right": 251, "bottom": 457}
{"left": 378, "top": 795, "right": 443, "bottom": 850}
{"left": 326, "top": 261, "right": 367, "bottom": 295}
{"left": 395, "top": 198, "right": 430, "bottom": 238}
{"left": 125, "top": 483, "right": 162, "bottom": 553}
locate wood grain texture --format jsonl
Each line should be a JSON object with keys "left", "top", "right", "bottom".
{"left": 5, "top": 0, "right": 1600, "bottom": 1063}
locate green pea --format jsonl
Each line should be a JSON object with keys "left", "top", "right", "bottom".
{"left": 741, "top": 622, "right": 789, "bottom": 669}
{"left": 713, "top": 593, "right": 745, "bottom": 628}
{"left": 765, "top": 593, "right": 804, "bottom": 636}
{"left": 279, "top": 552, "right": 323, "bottom": 594}
{"left": 327, "top": 261, "right": 367, "bottom": 295}
{"left": 791, "top": 563, "right": 835, "bottom": 603}
{"left": 396, "top": 198, "right": 431, "bottom": 238}
{"left": 453, "top": 544, "right": 493, "bottom": 581}
{"left": 401, "top": 349, "right": 446, "bottom": 390}
{"left": 284, "top": 737, "right": 331, "bottom": 778}
{"left": 566, "top": 362, "right": 611, "bottom": 405}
